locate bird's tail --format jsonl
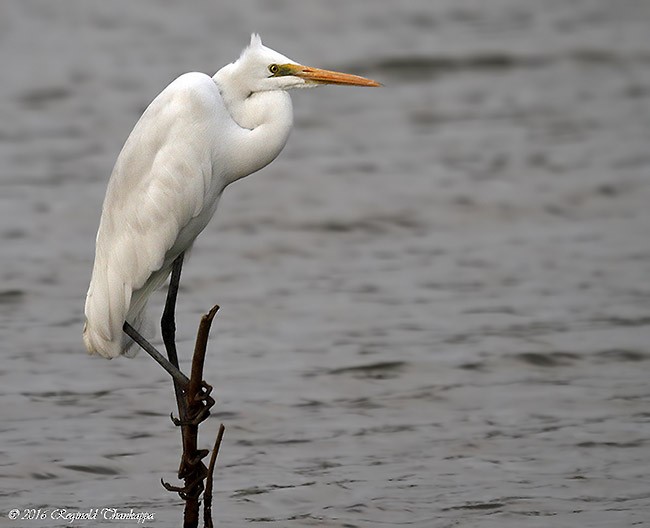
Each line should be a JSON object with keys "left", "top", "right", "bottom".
{"left": 82, "top": 303, "right": 150, "bottom": 359}
{"left": 83, "top": 261, "right": 171, "bottom": 359}
{"left": 83, "top": 260, "right": 129, "bottom": 358}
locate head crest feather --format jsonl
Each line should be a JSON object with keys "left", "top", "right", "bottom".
{"left": 239, "top": 33, "right": 264, "bottom": 60}
{"left": 250, "top": 33, "right": 263, "bottom": 48}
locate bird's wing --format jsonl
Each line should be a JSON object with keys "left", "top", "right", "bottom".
{"left": 84, "top": 73, "right": 228, "bottom": 358}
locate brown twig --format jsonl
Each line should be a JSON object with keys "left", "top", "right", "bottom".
{"left": 204, "top": 423, "right": 226, "bottom": 528}
{"left": 179, "top": 305, "right": 220, "bottom": 528}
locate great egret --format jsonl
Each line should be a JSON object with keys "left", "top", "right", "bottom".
{"left": 83, "top": 34, "right": 380, "bottom": 361}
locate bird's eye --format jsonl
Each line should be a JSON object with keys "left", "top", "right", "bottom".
{"left": 268, "top": 64, "right": 280, "bottom": 75}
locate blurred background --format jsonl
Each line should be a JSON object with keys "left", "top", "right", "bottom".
{"left": 1, "top": 1, "right": 650, "bottom": 526}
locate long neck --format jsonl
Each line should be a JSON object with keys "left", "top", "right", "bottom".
{"left": 213, "top": 72, "right": 293, "bottom": 184}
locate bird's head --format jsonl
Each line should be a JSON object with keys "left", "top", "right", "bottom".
{"left": 218, "top": 34, "right": 381, "bottom": 96}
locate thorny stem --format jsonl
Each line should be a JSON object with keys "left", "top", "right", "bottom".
{"left": 181, "top": 305, "right": 220, "bottom": 528}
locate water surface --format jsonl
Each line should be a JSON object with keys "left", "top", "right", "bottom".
{"left": 1, "top": 1, "right": 650, "bottom": 526}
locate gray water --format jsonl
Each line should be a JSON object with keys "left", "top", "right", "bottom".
{"left": 2, "top": 1, "right": 650, "bottom": 526}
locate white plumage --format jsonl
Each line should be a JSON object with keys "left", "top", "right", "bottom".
{"left": 83, "top": 34, "right": 380, "bottom": 359}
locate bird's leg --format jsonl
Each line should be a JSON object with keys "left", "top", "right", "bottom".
{"left": 123, "top": 322, "right": 189, "bottom": 388}
{"left": 161, "top": 253, "right": 188, "bottom": 426}
{"left": 161, "top": 253, "right": 184, "bottom": 363}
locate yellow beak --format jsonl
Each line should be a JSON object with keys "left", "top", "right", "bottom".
{"left": 291, "top": 65, "right": 381, "bottom": 87}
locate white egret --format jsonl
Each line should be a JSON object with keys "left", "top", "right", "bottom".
{"left": 83, "top": 34, "right": 380, "bottom": 362}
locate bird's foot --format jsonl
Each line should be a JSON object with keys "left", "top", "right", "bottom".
{"left": 170, "top": 407, "right": 212, "bottom": 427}
{"left": 169, "top": 380, "right": 214, "bottom": 426}
{"left": 161, "top": 473, "right": 206, "bottom": 500}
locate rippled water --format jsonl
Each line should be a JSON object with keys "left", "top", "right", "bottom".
{"left": 2, "top": 1, "right": 650, "bottom": 526}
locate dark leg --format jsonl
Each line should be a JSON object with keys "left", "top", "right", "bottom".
{"left": 161, "top": 253, "right": 187, "bottom": 423}
{"left": 123, "top": 321, "right": 189, "bottom": 387}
